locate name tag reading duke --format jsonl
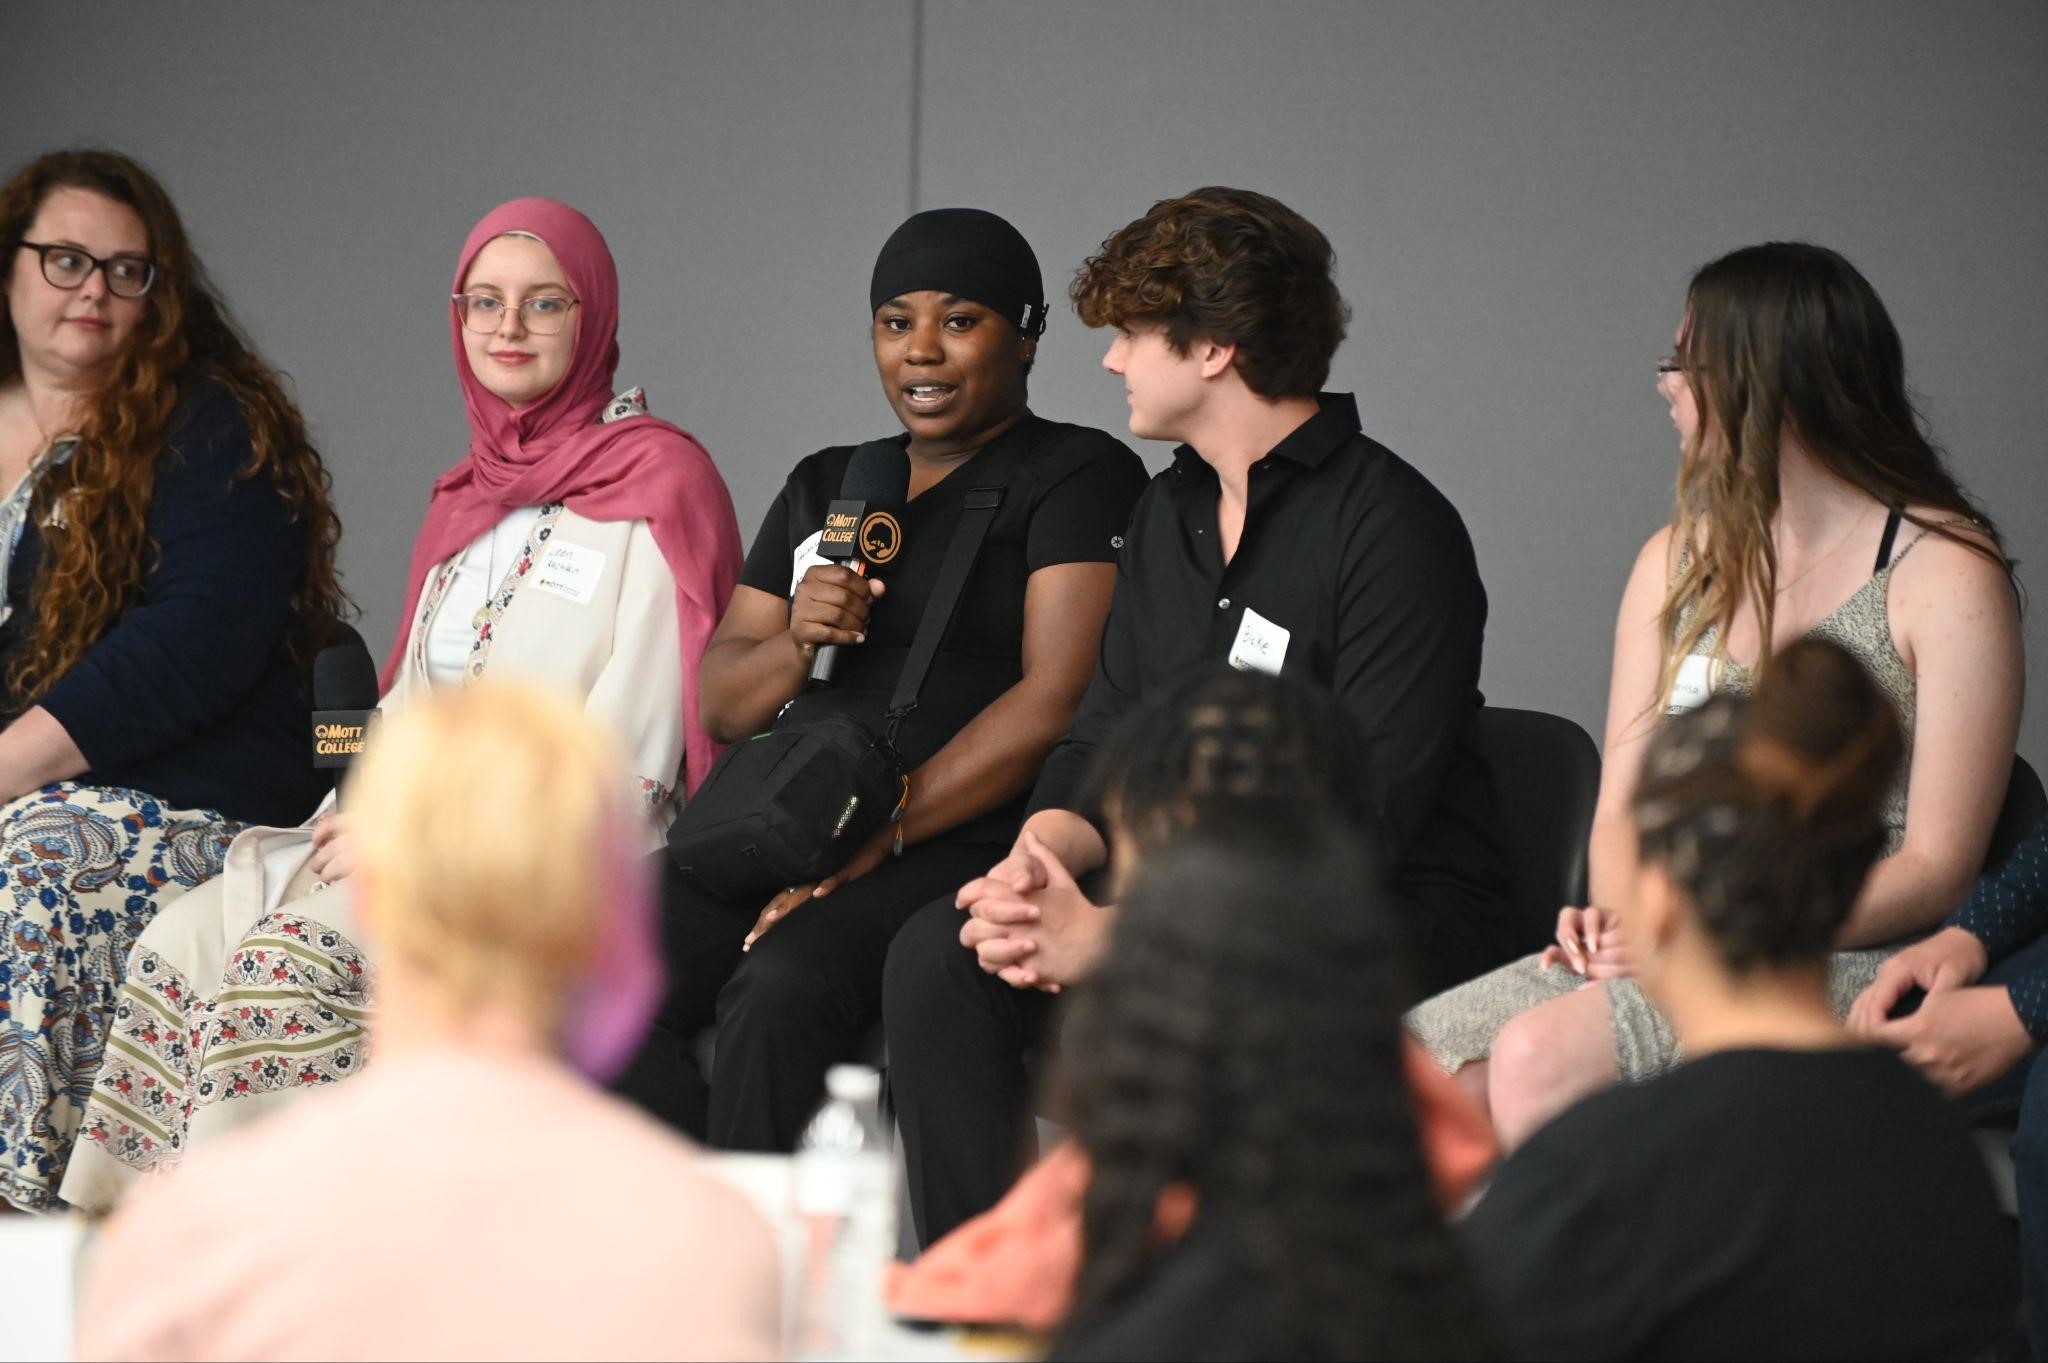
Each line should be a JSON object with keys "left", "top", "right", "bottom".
{"left": 532, "top": 541, "right": 607, "bottom": 606}
{"left": 1227, "top": 606, "right": 1290, "bottom": 675}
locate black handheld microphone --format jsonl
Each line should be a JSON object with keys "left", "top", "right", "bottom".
{"left": 311, "top": 623, "right": 382, "bottom": 770}
{"left": 809, "top": 439, "right": 909, "bottom": 687}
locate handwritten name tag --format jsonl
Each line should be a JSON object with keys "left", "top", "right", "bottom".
{"left": 1227, "top": 606, "right": 1291, "bottom": 676}
{"left": 531, "top": 541, "right": 607, "bottom": 606}
{"left": 1666, "top": 654, "right": 1721, "bottom": 713}
{"left": 789, "top": 530, "right": 833, "bottom": 595}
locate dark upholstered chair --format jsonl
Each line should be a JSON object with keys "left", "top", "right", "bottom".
{"left": 1986, "top": 755, "right": 2046, "bottom": 873}
{"left": 1469, "top": 705, "right": 1603, "bottom": 956}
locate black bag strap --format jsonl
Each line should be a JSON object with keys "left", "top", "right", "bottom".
{"left": 886, "top": 465, "right": 1015, "bottom": 725}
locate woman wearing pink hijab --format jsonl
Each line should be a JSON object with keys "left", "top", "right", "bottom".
{"left": 61, "top": 198, "right": 742, "bottom": 1213}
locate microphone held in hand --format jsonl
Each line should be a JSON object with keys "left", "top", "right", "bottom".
{"left": 311, "top": 623, "right": 382, "bottom": 769}
{"left": 809, "top": 439, "right": 910, "bottom": 687}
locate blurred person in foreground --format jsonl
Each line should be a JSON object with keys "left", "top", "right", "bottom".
{"left": 77, "top": 683, "right": 778, "bottom": 1363}
{"left": 1045, "top": 811, "right": 1499, "bottom": 1362}
{"left": 1464, "top": 640, "right": 2014, "bottom": 1361}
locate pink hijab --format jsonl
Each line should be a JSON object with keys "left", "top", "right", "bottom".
{"left": 386, "top": 197, "right": 742, "bottom": 796}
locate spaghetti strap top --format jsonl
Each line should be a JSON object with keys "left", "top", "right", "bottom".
{"left": 1668, "top": 506, "right": 1965, "bottom": 856}
{"left": 1874, "top": 507, "right": 1903, "bottom": 573}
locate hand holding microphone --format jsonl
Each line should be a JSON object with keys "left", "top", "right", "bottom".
{"left": 790, "top": 566, "right": 886, "bottom": 660}
{"left": 805, "top": 439, "right": 909, "bottom": 687}
{"left": 308, "top": 622, "right": 381, "bottom": 884}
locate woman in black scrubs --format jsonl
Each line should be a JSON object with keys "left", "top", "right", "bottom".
{"left": 620, "top": 209, "right": 1148, "bottom": 1148}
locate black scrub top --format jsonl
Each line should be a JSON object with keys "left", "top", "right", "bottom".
{"left": 1463, "top": 1046, "right": 2017, "bottom": 1361}
{"left": 740, "top": 412, "right": 1148, "bottom": 846}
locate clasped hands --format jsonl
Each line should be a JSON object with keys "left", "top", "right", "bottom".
{"left": 954, "top": 829, "right": 1109, "bottom": 992}
{"left": 1848, "top": 925, "right": 2034, "bottom": 1097}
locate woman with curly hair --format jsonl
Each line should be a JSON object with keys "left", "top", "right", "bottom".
{"left": 0, "top": 149, "right": 345, "bottom": 1211}
{"left": 60, "top": 197, "right": 741, "bottom": 1214}
{"left": 1463, "top": 640, "right": 2015, "bottom": 1358}
{"left": 1050, "top": 811, "right": 1497, "bottom": 1361}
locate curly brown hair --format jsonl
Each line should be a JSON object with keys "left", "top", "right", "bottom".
{"left": 1070, "top": 186, "right": 1349, "bottom": 399}
{"left": 0, "top": 149, "right": 348, "bottom": 704}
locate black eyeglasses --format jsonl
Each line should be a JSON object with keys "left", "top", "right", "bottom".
{"left": 17, "top": 241, "right": 157, "bottom": 298}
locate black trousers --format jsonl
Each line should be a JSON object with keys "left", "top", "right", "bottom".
{"left": 882, "top": 891, "right": 1060, "bottom": 1248}
{"left": 613, "top": 841, "right": 1003, "bottom": 1153}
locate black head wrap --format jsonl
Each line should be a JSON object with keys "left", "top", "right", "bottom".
{"left": 869, "top": 208, "right": 1047, "bottom": 337}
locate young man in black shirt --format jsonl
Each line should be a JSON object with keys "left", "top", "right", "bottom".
{"left": 881, "top": 186, "right": 1513, "bottom": 1246}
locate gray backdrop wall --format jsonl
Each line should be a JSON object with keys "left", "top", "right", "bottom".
{"left": 5, "top": 2, "right": 2045, "bottom": 761}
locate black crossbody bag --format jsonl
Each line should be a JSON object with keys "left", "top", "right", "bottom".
{"left": 666, "top": 463, "right": 1014, "bottom": 903}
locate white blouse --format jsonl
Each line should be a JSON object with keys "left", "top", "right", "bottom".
{"left": 421, "top": 505, "right": 544, "bottom": 688}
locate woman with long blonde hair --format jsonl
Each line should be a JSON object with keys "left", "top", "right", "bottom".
{"left": 0, "top": 149, "right": 345, "bottom": 1211}
{"left": 78, "top": 684, "right": 779, "bottom": 1361}
{"left": 1408, "top": 241, "right": 2023, "bottom": 1145}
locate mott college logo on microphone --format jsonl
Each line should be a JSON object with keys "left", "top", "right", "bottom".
{"left": 311, "top": 710, "right": 380, "bottom": 767}
{"left": 314, "top": 721, "right": 369, "bottom": 758}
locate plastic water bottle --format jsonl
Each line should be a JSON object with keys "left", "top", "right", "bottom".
{"left": 791, "top": 1064, "right": 896, "bottom": 1359}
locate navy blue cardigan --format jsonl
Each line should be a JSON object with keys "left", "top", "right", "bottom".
{"left": 0, "top": 381, "right": 333, "bottom": 827}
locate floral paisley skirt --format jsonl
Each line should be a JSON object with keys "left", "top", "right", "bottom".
{"left": 0, "top": 784, "right": 237, "bottom": 1212}
{"left": 62, "top": 824, "right": 373, "bottom": 1214}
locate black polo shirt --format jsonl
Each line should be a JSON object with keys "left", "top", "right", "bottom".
{"left": 742, "top": 412, "right": 1149, "bottom": 846}
{"left": 1029, "top": 393, "right": 1511, "bottom": 985}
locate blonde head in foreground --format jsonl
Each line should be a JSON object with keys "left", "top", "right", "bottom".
{"left": 343, "top": 681, "right": 651, "bottom": 1057}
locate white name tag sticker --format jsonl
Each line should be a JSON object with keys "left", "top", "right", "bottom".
{"left": 1666, "top": 654, "right": 1722, "bottom": 714}
{"left": 531, "top": 541, "right": 607, "bottom": 605}
{"left": 1227, "top": 606, "right": 1290, "bottom": 675}
{"left": 790, "top": 530, "right": 831, "bottom": 596}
